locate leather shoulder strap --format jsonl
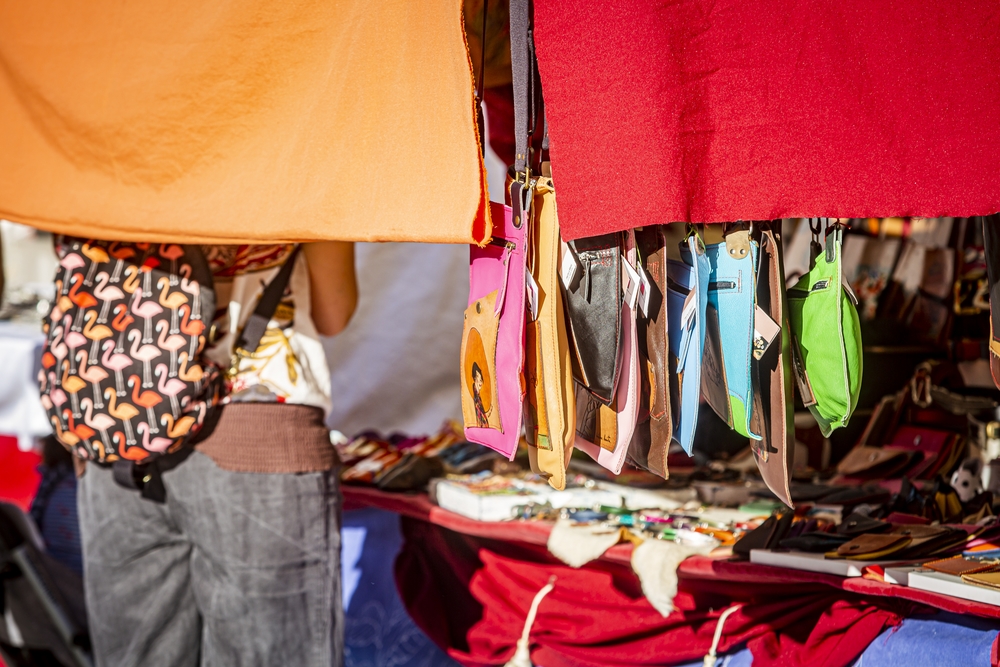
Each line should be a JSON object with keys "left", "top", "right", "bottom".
{"left": 234, "top": 245, "right": 302, "bottom": 355}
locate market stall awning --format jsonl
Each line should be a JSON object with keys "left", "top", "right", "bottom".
{"left": 534, "top": 0, "right": 1000, "bottom": 240}
{"left": 0, "top": 0, "right": 489, "bottom": 244}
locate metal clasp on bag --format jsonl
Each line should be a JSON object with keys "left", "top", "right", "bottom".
{"left": 227, "top": 346, "right": 252, "bottom": 380}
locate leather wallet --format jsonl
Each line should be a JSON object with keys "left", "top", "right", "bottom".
{"left": 748, "top": 221, "right": 794, "bottom": 506}
{"left": 883, "top": 426, "right": 961, "bottom": 480}
{"left": 667, "top": 233, "right": 710, "bottom": 455}
{"left": 523, "top": 173, "right": 577, "bottom": 490}
{"left": 834, "top": 533, "right": 912, "bottom": 560}
{"left": 575, "top": 232, "right": 640, "bottom": 475}
{"left": 688, "top": 229, "right": 761, "bottom": 440}
{"left": 733, "top": 511, "right": 794, "bottom": 559}
{"left": 961, "top": 569, "right": 1000, "bottom": 589}
{"left": 925, "top": 556, "right": 999, "bottom": 577}
{"left": 461, "top": 201, "right": 527, "bottom": 460}
{"left": 837, "top": 513, "right": 891, "bottom": 537}
{"left": 627, "top": 225, "right": 672, "bottom": 479}
{"left": 894, "top": 526, "right": 968, "bottom": 560}
{"left": 564, "top": 232, "right": 623, "bottom": 405}
{"left": 836, "top": 445, "right": 917, "bottom": 479}
{"left": 779, "top": 532, "right": 852, "bottom": 553}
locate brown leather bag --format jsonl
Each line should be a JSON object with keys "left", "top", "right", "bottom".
{"left": 626, "top": 225, "right": 673, "bottom": 479}
{"left": 748, "top": 221, "right": 795, "bottom": 506}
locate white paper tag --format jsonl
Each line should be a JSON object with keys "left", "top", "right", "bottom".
{"left": 622, "top": 255, "right": 641, "bottom": 310}
{"left": 637, "top": 264, "right": 652, "bottom": 317}
{"left": 525, "top": 267, "right": 540, "bottom": 321}
{"left": 752, "top": 305, "right": 780, "bottom": 360}
{"left": 560, "top": 241, "right": 580, "bottom": 289}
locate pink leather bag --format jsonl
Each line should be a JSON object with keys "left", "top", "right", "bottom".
{"left": 574, "top": 232, "right": 640, "bottom": 474}
{"left": 460, "top": 200, "right": 527, "bottom": 460}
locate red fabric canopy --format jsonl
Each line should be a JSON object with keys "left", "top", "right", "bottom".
{"left": 533, "top": 0, "right": 1000, "bottom": 240}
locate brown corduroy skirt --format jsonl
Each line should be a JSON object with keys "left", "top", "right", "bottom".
{"left": 195, "top": 403, "right": 338, "bottom": 474}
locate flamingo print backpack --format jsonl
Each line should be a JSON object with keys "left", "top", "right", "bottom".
{"left": 39, "top": 239, "right": 225, "bottom": 466}
{"left": 40, "top": 239, "right": 300, "bottom": 476}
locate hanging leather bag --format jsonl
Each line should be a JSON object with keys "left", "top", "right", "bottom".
{"left": 574, "top": 231, "right": 640, "bottom": 474}
{"left": 524, "top": 168, "right": 577, "bottom": 489}
{"left": 689, "top": 224, "right": 762, "bottom": 440}
{"left": 627, "top": 225, "right": 673, "bottom": 479}
{"left": 667, "top": 230, "right": 710, "bottom": 455}
{"left": 748, "top": 221, "right": 795, "bottom": 506}
{"left": 983, "top": 215, "right": 1000, "bottom": 389}
{"left": 460, "top": 201, "right": 528, "bottom": 460}
{"left": 563, "top": 233, "right": 623, "bottom": 404}
{"left": 788, "top": 219, "right": 863, "bottom": 437}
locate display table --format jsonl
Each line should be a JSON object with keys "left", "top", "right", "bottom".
{"left": 342, "top": 486, "right": 1000, "bottom": 667}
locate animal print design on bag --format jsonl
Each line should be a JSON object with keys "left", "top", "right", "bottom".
{"left": 40, "top": 239, "right": 223, "bottom": 463}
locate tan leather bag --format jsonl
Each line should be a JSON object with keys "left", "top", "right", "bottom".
{"left": 524, "top": 172, "right": 576, "bottom": 490}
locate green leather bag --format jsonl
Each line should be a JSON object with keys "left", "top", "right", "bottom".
{"left": 787, "top": 220, "right": 862, "bottom": 437}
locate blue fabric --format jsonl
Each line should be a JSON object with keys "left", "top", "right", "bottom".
{"left": 667, "top": 235, "right": 710, "bottom": 455}
{"left": 852, "top": 612, "right": 998, "bottom": 667}
{"left": 29, "top": 463, "right": 83, "bottom": 577}
{"left": 675, "top": 612, "right": 999, "bottom": 667}
{"left": 342, "top": 507, "right": 460, "bottom": 667}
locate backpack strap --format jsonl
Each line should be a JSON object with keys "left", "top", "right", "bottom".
{"left": 234, "top": 244, "right": 302, "bottom": 358}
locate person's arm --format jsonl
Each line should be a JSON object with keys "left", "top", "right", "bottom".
{"left": 302, "top": 241, "right": 357, "bottom": 337}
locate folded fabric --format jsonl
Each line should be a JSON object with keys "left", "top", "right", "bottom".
{"left": 546, "top": 518, "right": 629, "bottom": 568}
{"left": 630, "top": 537, "right": 715, "bottom": 617}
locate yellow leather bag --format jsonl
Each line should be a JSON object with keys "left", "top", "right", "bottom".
{"left": 524, "top": 171, "right": 576, "bottom": 490}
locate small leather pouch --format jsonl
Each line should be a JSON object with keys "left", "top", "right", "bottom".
{"left": 575, "top": 232, "right": 640, "bottom": 475}
{"left": 837, "top": 513, "right": 892, "bottom": 537}
{"left": 563, "top": 233, "right": 623, "bottom": 405}
{"left": 733, "top": 511, "right": 794, "bottom": 559}
{"left": 686, "top": 228, "right": 761, "bottom": 440}
{"left": 834, "top": 533, "right": 912, "bottom": 560}
{"left": 523, "top": 173, "right": 577, "bottom": 490}
{"left": 749, "top": 221, "right": 795, "bottom": 506}
{"left": 925, "top": 556, "right": 999, "bottom": 577}
{"left": 667, "top": 233, "right": 710, "bottom": 455}
{"left": 788, "top": 221, "right": 863, "bottom": 437}
{"left": 883, "top": 426, "right": 961, "bottom": 481}
{"left": 961, "top": 569, "right": 1000, "bottom": 589}
{"left": 836, "top": 446, "right": 915, "bottom": 479}
{"left": 461, "top": 201, "right": 527, "bottom": 460}
{"left": 627, "top": 225, "right": 672, "bottom": 479}
{"left": 779, "top": 532, "right": 851, "bottom": 553}
{"left": 893, "top": 525, "right": 965, "bottom": 559}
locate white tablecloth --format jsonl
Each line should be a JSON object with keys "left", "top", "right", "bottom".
{"left": 0, "top": 321, "right": 50, "bottom": 450}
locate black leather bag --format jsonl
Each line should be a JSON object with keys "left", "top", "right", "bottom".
{"left": 563, "top": 232, "right": 623, "bottom": 405}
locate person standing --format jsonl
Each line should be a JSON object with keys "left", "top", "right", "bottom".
{"left": 69, "top": 240, "right": 356, "bottom": 667}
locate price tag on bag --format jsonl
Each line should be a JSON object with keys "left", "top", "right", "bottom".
{"left": 622, "top": 255, "right": 641, "bottom": 310}
{"left": 525, "top": 267, "right": 540, "bottom": 321}
{"left": 560, "top": 241, "right": 581, "bottom": 289}
{"left": 752, "top": 305, "right": 780, "bottom": 360}
{"left": 637, "top": 264, "right": 652, "bottom": 317}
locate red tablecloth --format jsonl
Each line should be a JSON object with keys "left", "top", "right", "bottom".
{"left": 343, "top": 487, "right": 999, "bottom": 666}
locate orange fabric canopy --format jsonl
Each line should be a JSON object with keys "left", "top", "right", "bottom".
{"left": 0, "top": 0, "right": 489, "bottom": 244}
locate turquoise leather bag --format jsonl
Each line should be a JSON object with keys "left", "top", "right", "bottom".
{"left": 684, "top": 228, "right": 762, "bottom": 440}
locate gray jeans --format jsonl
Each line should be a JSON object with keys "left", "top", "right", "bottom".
{"left": 78, "top": 451, "right": 343, "bottom": 667}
